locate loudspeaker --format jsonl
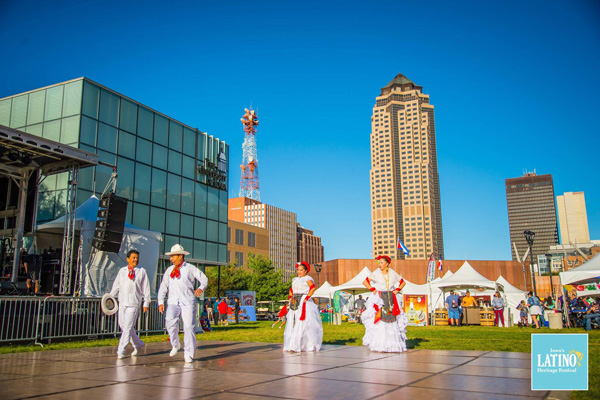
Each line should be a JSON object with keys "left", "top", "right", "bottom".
{"left": 92, "top": 192, "right": 128, "bottom": 253}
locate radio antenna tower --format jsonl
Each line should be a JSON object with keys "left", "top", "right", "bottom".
{"left": 239, "top": 107, "right": 261, "bottom": 201}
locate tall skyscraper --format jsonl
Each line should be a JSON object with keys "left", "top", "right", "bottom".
{"left": 370, "top": 73, "right": 443, "bottom": 260}
{"left": 506, "top": 172, "right": 559, "bottom": 262}
{"left": 557, "top": 191, "right": 590, "bottom": 244}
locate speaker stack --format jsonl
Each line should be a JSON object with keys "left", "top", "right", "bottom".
{"left": 92, "top": 192, "right": 128, "bottom": 253}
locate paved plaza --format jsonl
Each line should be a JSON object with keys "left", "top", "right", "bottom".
{"left": 0, "top": 340, "right": 567, "bottom": 399}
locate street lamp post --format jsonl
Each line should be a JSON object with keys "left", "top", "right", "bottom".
{"left": 546, "top": 253, "right": 554, "bottom": 299}
{"left": 524, "top": 230, "right": 537, "bottom": 297}
{"left": 314, "top": 263, "right": 322, "bottom": 289}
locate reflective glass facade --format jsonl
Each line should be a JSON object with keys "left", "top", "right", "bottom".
{"left": 0, "top": 78, "right": 228, "bottom": 264}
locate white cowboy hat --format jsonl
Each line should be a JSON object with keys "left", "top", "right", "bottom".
{"left": 165, "top": 244, "right": 190, "bottom": 256}
{"left": 101, "top": 293, "right": 119, "bottom": 316}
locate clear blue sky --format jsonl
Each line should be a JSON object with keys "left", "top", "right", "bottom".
{"left": 1, "top": 0, "right": 599, "bottom": 261}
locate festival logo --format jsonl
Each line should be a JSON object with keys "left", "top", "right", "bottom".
{"left": 531, "top": 334, "right": 588, "bottom": 390}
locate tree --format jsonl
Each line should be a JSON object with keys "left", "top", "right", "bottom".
{"left": 203, "top": 263, "right": 251, "bottom": 298}
{"left": 247, "top": 253, "right": 291, "bottom": 302}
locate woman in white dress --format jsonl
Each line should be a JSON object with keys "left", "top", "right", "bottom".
{"left": 361, "top": 255, "right": 408, "bottom": 352}
{"left": 283, "top": 262, "right": 323, "bottom": 352}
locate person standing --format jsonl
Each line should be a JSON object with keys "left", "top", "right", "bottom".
{"left": 491, "top": 291, "right": 505, "bottom": 327}
{"left": 110, "top": 249, "right": 151, "bottom": 359}
{"left": 217, "top": 297, "right": 229, "bottom": 326}
{"left": 361, "top": 255, "right": 408, "bottom": 352}
{"left": 158, "top": 244, "right": 208, "bottom": 363}
{"left": 445, "top": 290, "right": 461, "bottom": 327}
{"left": 234, "top": 297, "right": 241, "bottom": 324}
{"left": 354, "top": 295, "right": 367, "bottom": 324}
{"left": 527, "top": 291, "right": 542, "bottom": 329}
{"left": 205, "top": 297, "right": 214, "bottom": 324}
{"left": 283, "top": 262, "right": 323, "bottom": 352}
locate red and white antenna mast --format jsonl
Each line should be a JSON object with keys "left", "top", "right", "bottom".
{"left": 239, "top": 108, "right": 260, "bottom": 201}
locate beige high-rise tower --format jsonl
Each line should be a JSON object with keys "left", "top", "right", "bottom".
{"left": 557, "top": 192, "right": 590, "bottom": 244}
{"left": 370, "top": 74, "right": 444, "bottom": 260}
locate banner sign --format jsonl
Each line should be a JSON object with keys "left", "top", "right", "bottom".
{"left": 404, "top": 294, "right": 428, "bottom": 326}
{"left": 532, "top": 334, "right": 588, "bottom": 390}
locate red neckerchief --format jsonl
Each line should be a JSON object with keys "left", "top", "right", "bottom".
{"left": 128, "top": 268, "right": 135, "bottom": 280}
{"left": 170, "top": 262, "right": 183, "bottom": 279}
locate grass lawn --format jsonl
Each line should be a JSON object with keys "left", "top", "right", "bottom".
{"left": 1, "top": 322, "right": 597, "bottom": 399}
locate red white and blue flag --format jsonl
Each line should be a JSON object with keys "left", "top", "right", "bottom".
{"left": 437, "top": 253, "right": 443, "bottom": 271}
{"left": 397, "top": 238, "right": 409, "bottom": 256}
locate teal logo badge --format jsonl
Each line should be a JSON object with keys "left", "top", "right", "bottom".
{"left": 531, "top": 334, "right": 588, "bottom": 390}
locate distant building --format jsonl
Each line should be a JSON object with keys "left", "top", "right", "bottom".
{"left": 370, "top": 73, "right": 443, "bottom": 261}
{"left": 227, "top": 219, "right": 269, "bottom": 267}
{"left": 228, "top": 197, "right": 297, "bottom": 280}
{"left": 557, "top": 192, "right": 590, "bottom": 244}
{"left": 296, "top": 223, "right": 324, "bottom": 265}
{"left": 506, "top": 172, "right": 558, "bottom": 263}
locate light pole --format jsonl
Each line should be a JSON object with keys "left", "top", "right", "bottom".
{"left": 314, "top": 263, "right": 322, "bottom": 289}
{"left": 546, "top": 253, "right": 554, "bottom": 299}
{"left": 524, "top": 230, "right": 537, "bottom": 297}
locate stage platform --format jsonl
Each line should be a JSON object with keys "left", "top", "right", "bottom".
{"left": 0, "top": 340, "right": 568, "bottom": 399}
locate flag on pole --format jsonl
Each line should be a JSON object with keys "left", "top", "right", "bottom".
{"left": 437, "top": 253, "right": 443, "bottom": 271}
{"left": 397, "top": 238, "right": 409, "bottom": 256}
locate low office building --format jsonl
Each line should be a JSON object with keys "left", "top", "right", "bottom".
{"left": 227, "top": 219, "right": 269, "bottom": 267}
{"left": 297, "top": 223, "right": 324, "bottom": 265}
{"left": 0, "top": 78, "right": 229, "bottom": 276}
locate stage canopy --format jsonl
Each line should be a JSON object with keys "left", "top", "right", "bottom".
{"left": 35, "top": 196, "right": 162, "bottom": 296}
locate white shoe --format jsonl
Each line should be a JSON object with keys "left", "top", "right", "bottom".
{"left": 132, "top": 342, "right": 145, "bottom": 356}
{"left": 184, "top": 355, "right": 193, "bottom": 363}
{"left": 170, "top": 346, "right": 180, "bottom": 357}
{"left": 117, "top": 354, "right": 125, "bottom": 359}
{"left": 279, "top": 326, "right": 282, "bottom": 329}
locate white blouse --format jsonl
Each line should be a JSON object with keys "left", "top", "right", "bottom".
{"left": 291, "top": 276, "right": 315, "bottom": 295}
{"left": 368, "top": 268, "right": 404, "bottom": 292}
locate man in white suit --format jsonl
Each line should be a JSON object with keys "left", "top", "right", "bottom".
{"left": 158, "top": 244, "right": 208, "bottom": 363}
{"left": 110, "top": 249, "right": 151, "bottom": 359}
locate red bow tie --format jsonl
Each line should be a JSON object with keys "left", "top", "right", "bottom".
{"left": 128, "top": 269, "right": 135, "bottom": 280}
{"left": 170, "top": 266, "right": 181, "bottom": 279}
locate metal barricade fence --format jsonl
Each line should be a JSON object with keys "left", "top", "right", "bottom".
{"left": 0, "top": 296, "right": 199, "bottom": 343}
{"left": 39, "top": 296, "right": 119, "bottom": 341}
{"left": 0, "top": 296, "right": 43, "bottom": 343}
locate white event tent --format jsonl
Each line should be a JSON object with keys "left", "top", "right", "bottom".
{"left": 34, "top": 196, "right": 162, "bottom": 297}
{"left": 559, "top": 253, "right": 600, "bottom": 287}
{"left": 312, "top": 281, "right": 333, "bottom": 299}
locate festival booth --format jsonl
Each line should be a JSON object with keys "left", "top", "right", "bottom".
{"left": 436, "top": 261, "right": 499, "bottom": 326}
{"left": 328, "top": 267, "right": 373, "bottom": 323}
{"left": 34, "top": 196, "right": 162, "bottom": 296}
{"left": 559, "top": 253, "right": 600, "bottom": 297}
{"left": 495, "top": 275, "right": 527, "bottom": 325}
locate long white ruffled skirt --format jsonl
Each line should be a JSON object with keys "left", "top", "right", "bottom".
{"left": 362, "top": 293, "right": 408, "bottom": 353}
{"left": 283, "top": 299, "right": 323, "bottom": 352}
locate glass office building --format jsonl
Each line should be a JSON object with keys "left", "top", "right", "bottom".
{"left": 0, "top": 78, "right": 228, "bottom": 267}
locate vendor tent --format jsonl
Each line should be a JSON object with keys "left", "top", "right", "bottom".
{"left": 313, "top": 281, "right": 333, "bottom": 299}
{"left": 35, "top": 196, "right": 162, "bottom": 296}
{"left": 437, "top": 261, "right": 497, "bottom": 291}
{"left": 329, "top": 266, "right": 373, "bottom": 296}
{"left": 559, "top": 253, "right": 600, "bottom": 285}
{"left": 496, "top": 275, "right": 527, "bottom": 324}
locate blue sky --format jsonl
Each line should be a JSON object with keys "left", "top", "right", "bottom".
{"left": 1, "top": 0, "right": 599, "bottom": 261}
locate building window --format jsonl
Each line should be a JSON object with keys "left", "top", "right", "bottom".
{"left": 235, "top": 252, "right": 244, "bottom": 267}
{"left": 227, "top": 227, "right": 231, "bottom": 243}
{"left": 248, "top": 231, "right": 256, "bottom": 247}
{"left": 235, "top": 229, "right": 244, "bottom": 245}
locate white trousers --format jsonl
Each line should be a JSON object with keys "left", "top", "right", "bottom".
{"left": 118, "top": 306, "right": 144, "bottom": 356}
{"left": 165, "top": 303, "right": 196, "bottom": 358}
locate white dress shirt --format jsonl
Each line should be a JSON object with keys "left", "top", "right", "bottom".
{"left": 158, "top": 261, "right": 208, "bottom": 306}
{"left": 110, "top": 266, "right": 151, "bottom": 308}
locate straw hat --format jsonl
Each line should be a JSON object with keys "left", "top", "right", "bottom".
{"left": 165, "top": 244, "right": 190, "bottom": 256}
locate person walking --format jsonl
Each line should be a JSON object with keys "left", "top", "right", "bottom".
{"left": 527, "top": 291, "right": 543, "bottom": 329}
{"left": 110, "top": 249, "right": 151, "bottom": 359}
{"left": 491, "top": 291, "right": 505, "bottom": 327}
{"left": 158, "top": 244, "right": 208, "bottom": 363}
